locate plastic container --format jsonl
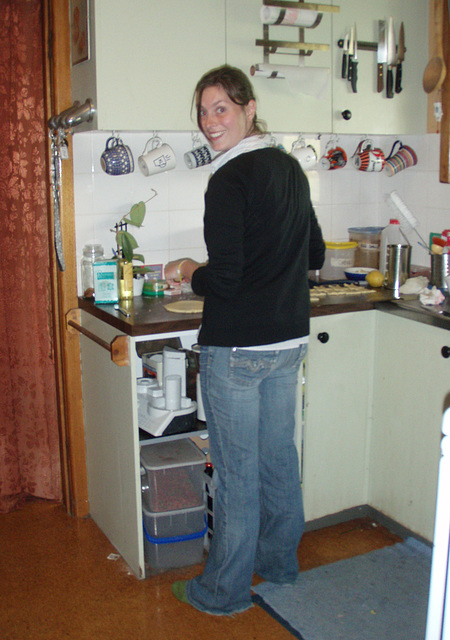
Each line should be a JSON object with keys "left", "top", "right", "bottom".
{"left": 348, "top": 227, "right": 383, "bottom": 268}
{"left": 81, "top": 244, "right": 104, "bottom": 296}
{"left": 379, "top": 219, "right": 402, "bottom": 276}
{"left": 320, "top": 241, "right": 357, "bottom": 280}
{"left": 143, "top": 503, "right": 206, "bottom": 571}
{"left": 140, "top": 439, "right": 205, "bottom": 513}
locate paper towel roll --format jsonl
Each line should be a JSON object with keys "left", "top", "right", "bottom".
{"left": 260, "top": 6, "right": 320, "bottom": 28}
{"left": 250, "top": 63, "right": 330, "bottom": 99}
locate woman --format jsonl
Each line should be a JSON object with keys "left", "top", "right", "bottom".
{"left": 165, "top": 65, "right": 325, "bottom": 615}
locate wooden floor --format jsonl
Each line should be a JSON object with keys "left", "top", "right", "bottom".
{"left": 0, "top": 499, "right": 401, "bottom": 640}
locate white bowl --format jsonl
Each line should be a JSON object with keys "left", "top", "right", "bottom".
{"left": 344, "top": 267, "right": 376, "bottom": 282}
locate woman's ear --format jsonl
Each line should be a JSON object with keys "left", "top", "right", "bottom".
{"left": 246, "top": 99, "right": 257, "bottom": 123}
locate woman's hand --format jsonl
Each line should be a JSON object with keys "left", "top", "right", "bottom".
{"left": 164, "top": 258, "right": 200, "bottom": 284}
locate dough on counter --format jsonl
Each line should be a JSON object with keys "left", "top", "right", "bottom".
{"left": 164, "top": 300, "right": 204, "bottom": 314}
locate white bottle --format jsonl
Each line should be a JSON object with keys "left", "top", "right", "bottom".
{"left": 379, "top": 219, "right": 402, "bottom": 277}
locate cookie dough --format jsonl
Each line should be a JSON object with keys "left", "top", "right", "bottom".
{"left": 164, "top": 300, "right": 204, "bottom": 314}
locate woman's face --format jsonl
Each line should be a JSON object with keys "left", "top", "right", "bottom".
{"left": 199, "top": 85, "right": 256, "bottom": 153}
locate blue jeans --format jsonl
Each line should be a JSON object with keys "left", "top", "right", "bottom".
{"left": 186, "top": 344, "right": 307, "bottom": 615}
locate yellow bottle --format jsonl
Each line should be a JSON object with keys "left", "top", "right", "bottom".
{"left": 118, "top": 257, "right": 133, "bottom": 300}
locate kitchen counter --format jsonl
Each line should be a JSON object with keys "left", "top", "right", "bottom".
{"left": 78, "top": 286, "right": 450, "bottom": 337}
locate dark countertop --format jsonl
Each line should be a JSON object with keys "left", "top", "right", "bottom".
{"left": 78, "top": 287, "right": 393, "bottom": 337}
{"left": 78, "top": 282, "right": 450, "bottom": 337}
{"left": 78, "top": 293, "right": 205, "bottom": 337}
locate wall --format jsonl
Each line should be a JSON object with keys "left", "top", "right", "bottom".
{"left": 72, "top": 130, "right": 448, "bottom": 292}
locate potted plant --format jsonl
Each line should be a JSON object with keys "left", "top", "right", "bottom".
{"left": 112, "top": 190, "right": 157, "bottom": 297}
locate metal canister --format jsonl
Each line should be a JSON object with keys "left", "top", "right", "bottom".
{"left": 430, "top": 254, "right": 450, "bottom": 290}
{"left": 385, "top": 244, "right": 411, "bottom": 290}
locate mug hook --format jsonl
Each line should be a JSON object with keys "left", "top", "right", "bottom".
{"left": 191, "top": 131, "right": 202, "bottom": 149}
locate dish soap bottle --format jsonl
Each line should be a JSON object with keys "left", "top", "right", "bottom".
{"left": 118, "top": 254, "right": 133, "bottom": 300}
{"left": 379, "top": 219, "right": 402, "bottom": 277}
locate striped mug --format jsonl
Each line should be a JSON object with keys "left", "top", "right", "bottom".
{"left": 351, "top": 139, "right": 385, "bottom": 172}
{"left": 384, "top": 140, "right": 418, "bottom": 177}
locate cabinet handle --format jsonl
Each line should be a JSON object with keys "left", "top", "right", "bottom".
{"left": 341, "top": 109, "right": 352, "bottom": 120}
{"left": 317, "top": 332, "right": 329, "bottom": 343}
{"left": 442, "top": 346, "right": 450, "bottom": 359}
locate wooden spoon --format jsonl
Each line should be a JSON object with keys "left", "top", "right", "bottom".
{"left": 423, "top": 0, "right": 447, "bottom": 93}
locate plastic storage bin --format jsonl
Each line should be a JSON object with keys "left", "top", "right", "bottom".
{"left": 348, "top": 227, "right": 383, "bottom": 268}
{"left": 143, "top": 503, "right": 206, "bottom": 571}
{"left": 140, "top": 439, "right": 205, "bottom": 513}
{"left": 320, "top": 242, "right": 357, "bottom": 280}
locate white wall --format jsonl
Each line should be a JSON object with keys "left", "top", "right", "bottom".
{"left": 72, "top": 131, "right": 448, "bottom": 293}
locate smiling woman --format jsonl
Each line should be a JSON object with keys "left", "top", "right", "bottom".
{"left": 166, "top": 65, "right": 325, "bottom": 616}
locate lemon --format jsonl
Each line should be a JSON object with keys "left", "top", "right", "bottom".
{"left": 366, "top": 270, "right": 384, "bottom": 288}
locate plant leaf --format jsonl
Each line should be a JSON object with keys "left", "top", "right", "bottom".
{"left": 132, "top": 253, "right": 145, "bottom": 263}
{"left": 125, "top": 201, "right": 146, "bottom": 228}
{"left": 118, "top": 230, "right": 138, "bottom": 262}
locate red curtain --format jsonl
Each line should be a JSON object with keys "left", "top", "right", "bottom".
{"left": 0, "top": 0, "right": 61, "bottom": 512}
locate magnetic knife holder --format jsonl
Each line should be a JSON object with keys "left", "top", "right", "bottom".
{"left": 337, "top": 38, "right": 406, "bottom": 55}
{"left": 256, "top": 0, "right": 340, "bottom": 60}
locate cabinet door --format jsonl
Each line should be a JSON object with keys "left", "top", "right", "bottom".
{"left": 370, "top": 313, "right": 450, "bottom": 541}
{"left": 225, "top": 0, "right": 332, "bottom": 133}
{"left": 302, "top": 311, "right": 375, "bottom": 521}
{"left": 79, "top": 312, "right": 145, "bottom": 578}
{"left": 332, "top": 0, "right": 428, "bottom": 134}
{"left": 73, "top": 0, "right": 226, "bottom": 131}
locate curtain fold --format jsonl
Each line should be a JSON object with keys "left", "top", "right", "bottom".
{"left": 0, "top": 0, "right": 61, "bottom": 512}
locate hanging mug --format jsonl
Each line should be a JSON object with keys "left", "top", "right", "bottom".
{"left": 383, "top": 140, "right": 418, "bottom": 177}
{"left": 351, "top": 139, "right": 385, "bottom": 172}
{"left": 100, "top": 137, "right": 134, "bottom": 175}
{"left": 138, "top": 135, "right": 177, "bottom": 177}
{"left": 184, "top": 136, "right": 216, "bottom": 169}
{"left": 290, "top": 137, "right": 317, "bottom": 171}
{"left": 320, "top": 138, "right": 347, "bottom": 170}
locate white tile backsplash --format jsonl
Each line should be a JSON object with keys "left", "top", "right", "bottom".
{"left": 72, "top": 131, "right": 448, "bottom": 293}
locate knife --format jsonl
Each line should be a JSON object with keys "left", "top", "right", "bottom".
{"left": 377, "top": 20, "right": 387, "bottom": 93}
{"left": 347, "top": 26, "right": 354, "bottom": 82}
{"left": 350, "top": 25, "right": 358, "bottom": 93}
{"left": 341, "top": 32, "right": 349, "bottom": 79}
{"left": 395, "top": 22, "right": 405, "bottom": 93}
{"left": 386, "top": 17, "right": 396, "bottom": 99}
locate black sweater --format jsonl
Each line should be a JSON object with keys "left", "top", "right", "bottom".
{"left": 191, "top": 147, "right": 325, "bottom": 347}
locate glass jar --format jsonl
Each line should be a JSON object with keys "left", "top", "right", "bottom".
{"left": 81, "top": 244, "right": 104, "bottom": 296}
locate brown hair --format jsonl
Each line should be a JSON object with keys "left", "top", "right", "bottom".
{"left": 193, "top": 65, "right": 266, "bottom": 135}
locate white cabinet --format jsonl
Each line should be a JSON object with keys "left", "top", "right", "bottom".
{"left": 78, "top": 311, "right": 201, "bottom": 578}
{"left": 72, "top": 0, "right": 427, "bottom": 134}
{"left": 301, "top": 311, "right": 376, "bottom": 521}
{"left": 369, "top": 312, "right": 450, "bottom": 541}
{"left": 72, "top": 0, "right": 226, "bottom": 131}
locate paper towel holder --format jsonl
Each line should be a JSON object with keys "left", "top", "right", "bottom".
{"left": 255, "top": 0, "right": 339, "bottom": 62}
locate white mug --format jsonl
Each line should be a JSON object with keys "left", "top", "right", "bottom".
{"left": 290, "top": 142, "right": 317, "bottom": 171}
{"left": 138, "top": 137, "right": 176, "bottom": 176}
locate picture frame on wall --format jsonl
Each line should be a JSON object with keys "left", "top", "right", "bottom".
{"left": 70, "top": 0, "right": 89, "bottom": 66}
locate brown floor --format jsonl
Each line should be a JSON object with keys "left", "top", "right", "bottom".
{"left": 0, "top": 498, "right": 401, "bottom": 640}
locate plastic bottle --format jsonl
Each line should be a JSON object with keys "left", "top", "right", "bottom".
{"left": 379, "top": 219, "right": 402, "bottom": 277}
{"left": 81, "top": 244, "right": 104, "bottom": 296}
